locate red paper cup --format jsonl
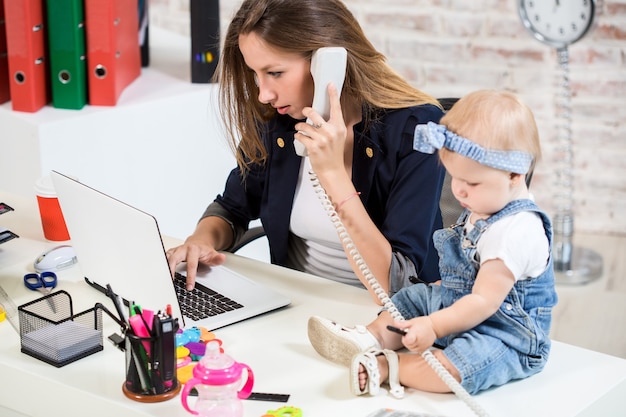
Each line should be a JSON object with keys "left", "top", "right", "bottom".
{"left": 35, "top": 176, "right": 70, "bottom": 241}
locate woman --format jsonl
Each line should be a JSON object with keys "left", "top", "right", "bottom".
{"left": 167, "top": 0, "right": 445, "bottom": 304}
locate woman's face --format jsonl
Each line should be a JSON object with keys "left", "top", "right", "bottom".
{"left": 239, "top": 32, "right": 314, "bottom": 120}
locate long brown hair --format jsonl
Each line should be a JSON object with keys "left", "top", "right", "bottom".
{"left": 217, "top": 0, "right": 440, "bottom": 175}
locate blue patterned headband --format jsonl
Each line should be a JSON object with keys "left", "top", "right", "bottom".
{"left": 413, "top": 122, "right": 533, "bottom": 174}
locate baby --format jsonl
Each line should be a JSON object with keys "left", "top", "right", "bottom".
{"left": 308, "top": 90, "right": 558, "bottom": 397}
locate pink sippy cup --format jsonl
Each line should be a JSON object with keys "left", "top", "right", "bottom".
{"left": 181, "top": 341, "right": 254, "bottom": 417}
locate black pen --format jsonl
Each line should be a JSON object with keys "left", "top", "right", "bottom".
{"left": 129, "top": 333, "right": 154, "bottom": 394}
{"left": 386, "top": 325, "right": 408, "bottom": 336}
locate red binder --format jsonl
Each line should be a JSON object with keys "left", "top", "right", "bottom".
{"left": 84, "top": 0, "right": 141, "bottom": 106}
{"left": 3, "top": 0, "right": 50, "bottom": 112}
{"left": 0, "top": 0, "right": 10, "bottom": 104}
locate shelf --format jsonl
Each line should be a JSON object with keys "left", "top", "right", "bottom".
{"left": 0, "top": 27, "right": 235, "bottom": 241}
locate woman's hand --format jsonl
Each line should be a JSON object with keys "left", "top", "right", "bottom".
{"left": 294, "top": 83, "right": 347, "bottom": 177}
{"left": 166, "top": 237, "right": 226, "bottom": 290}
{"left": 166, "top": 217, "right": 231, "bottom": 290}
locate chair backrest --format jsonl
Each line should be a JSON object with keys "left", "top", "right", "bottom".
{"left": 439, "top": 172, "right": 462, "bottom": 227}
{"left": 437, "top": 98, "right": 463, "bottom": 227}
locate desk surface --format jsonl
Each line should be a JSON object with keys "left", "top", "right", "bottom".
{"left": 1, "top": 191, "right": 626, "bottom": 417}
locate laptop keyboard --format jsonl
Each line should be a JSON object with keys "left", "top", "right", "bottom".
{"left": 174, "top": 272, "right": 244, "bottom": 321}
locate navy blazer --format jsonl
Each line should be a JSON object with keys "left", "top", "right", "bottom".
{"left": 213, "top": 104, "right": 446, "bottom": 284}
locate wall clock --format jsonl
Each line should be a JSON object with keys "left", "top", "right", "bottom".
{"left": 518, "top": 0, "right": 595, "bottom": 49}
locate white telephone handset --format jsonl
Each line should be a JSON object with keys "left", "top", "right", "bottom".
{"left": 294, "top": 47, "right": 348, "bottom": 157}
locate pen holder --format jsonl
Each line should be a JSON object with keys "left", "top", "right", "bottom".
{"left": 122, "top": 320, "right": 181, "bottom": 402}
{"left": 18, "top": 290, "right": 103, "bottom": 367}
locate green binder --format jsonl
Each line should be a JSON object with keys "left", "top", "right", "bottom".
{"left": 45, "top": 0, "right": 87, "bottom": 110}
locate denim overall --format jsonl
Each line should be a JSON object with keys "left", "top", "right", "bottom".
{"left": 392, "top": 199, "right": 558, "bottom": 394}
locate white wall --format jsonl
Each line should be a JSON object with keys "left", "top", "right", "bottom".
{"left": 0, "top": 29, "right": 236, "bottom": 242}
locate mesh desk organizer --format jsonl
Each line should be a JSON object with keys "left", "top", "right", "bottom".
{"left": 18, "top": 290, "right": 105, "bottom": 367}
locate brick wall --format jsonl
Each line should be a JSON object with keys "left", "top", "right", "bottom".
{"left": 150, "top": 0, "right": 626, "bottom": 236}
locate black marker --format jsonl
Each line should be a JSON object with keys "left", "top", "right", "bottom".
{"left": 386, "top": 325, "right": 408, "bottom": 336}
{"left": 246, "top": 392, "right": 291, "bottom": 402}
{"left": 154, "top": 314, "right": 177, "bottom": 386}
{"left": 188, "top": 389, "right": 291, "bottom": 402}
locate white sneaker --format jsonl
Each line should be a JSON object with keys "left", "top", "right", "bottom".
{"left": 307, "top": 316, "right": 381, "bottom": 366}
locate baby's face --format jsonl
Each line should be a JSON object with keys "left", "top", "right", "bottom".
{"left": 441, "top": 152, "right": 527, "bottom": 220}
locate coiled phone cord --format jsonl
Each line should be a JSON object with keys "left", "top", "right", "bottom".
{"left": 310, "top": 170, "right": 489, "bottom": 417}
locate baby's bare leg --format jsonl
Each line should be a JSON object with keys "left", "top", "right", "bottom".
{"left": 398, "top": 350, "right": 461, "bottom": 393}
{"left": 358, "top": 349, "right": 460, "bottom": 393}
{"left": 366, "top": 310, "right": 405, "bottom": 350}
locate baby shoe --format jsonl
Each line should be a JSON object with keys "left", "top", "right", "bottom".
{"left": 307, "top": 316, "right": 381, "bottom": 366}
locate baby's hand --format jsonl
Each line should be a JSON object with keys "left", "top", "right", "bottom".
{"left": 399, "top": 316, "right": 437, "bottom": 353}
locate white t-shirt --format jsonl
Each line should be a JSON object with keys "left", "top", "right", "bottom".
{"left": 464, "top": 209, "right": 549, "bottom": 281}
{"left": 287, "top": 158, "right": 359, "bottom": 285}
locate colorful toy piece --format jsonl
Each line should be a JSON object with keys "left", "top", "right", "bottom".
{"left": 177, "top": 346, "right": 191, "bottom": 358}
{"left": 262, "top": 406, "right": 302, "bottom": 417}
{"left": 177, "top": 363, "right": 196, "bottom": 384}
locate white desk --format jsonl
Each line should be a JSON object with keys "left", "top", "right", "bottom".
{"left": 1, "top": 191, "right": 626, "bottom": 417}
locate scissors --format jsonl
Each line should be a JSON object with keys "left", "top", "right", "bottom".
{"left": 24, "top": 271, "right": 58, "bottom": 295}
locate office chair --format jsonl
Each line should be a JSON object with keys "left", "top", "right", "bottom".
{"left": 228, "top": 97, "right": 534, "bottom": 253}
{"left": 434, "top": 98, "right": 461, "bottom": 229}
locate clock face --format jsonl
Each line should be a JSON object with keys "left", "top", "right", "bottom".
{"left": 519, "top": 0, "right": 595, "bottom": 48}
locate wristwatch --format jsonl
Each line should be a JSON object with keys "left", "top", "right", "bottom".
{"left": 518, "top": 0, "right": 595, "bottom": 48}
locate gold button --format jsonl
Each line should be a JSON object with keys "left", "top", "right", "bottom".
{"left": 277, "top": 138, "right": 285, "bottom": 148}
{"left": 366, "top": 147, "right": 374, "bottom": 158}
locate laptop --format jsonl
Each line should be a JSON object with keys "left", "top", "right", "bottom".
{"left": 50, "top": 170, "right": 291, "bottom": 330}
